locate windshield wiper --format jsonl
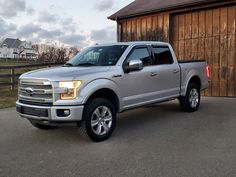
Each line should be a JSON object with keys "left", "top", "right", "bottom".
{"left": 77, "top": 63, "right": 97, "bottom": 66}
{"left": 63, "top": 63, "right": 74, "bottom": 67}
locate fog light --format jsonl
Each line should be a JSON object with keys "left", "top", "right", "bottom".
{"left": 64, "top": 110, "right": 70, "bottom": 116}
{"left": 57, "top": 109, "right": 70, "bottom": 117}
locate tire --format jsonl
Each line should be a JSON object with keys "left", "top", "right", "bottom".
{"left": 30, "top": 120, "right": 57, "bottom": 130}
{"left": 80, "top": 98, "right": 117, "bottom": 142}
{"left": 179, "top": 83, "right": 200, "bottom": 112}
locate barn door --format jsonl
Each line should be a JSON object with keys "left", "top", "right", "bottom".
{"left": 170, "top": 6, "right": 236, "bottom": 97}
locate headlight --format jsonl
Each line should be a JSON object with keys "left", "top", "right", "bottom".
{"left": 59, "top": 81, "right": 82, "bottom": 100}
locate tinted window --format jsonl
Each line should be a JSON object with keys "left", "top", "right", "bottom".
{"left": 127, "top": 47, "right": 152, "bottom": 66}
{"left": 152, "top": 46, "right": 173, "bottom": 65}
{"left": 67, "top": 45, "right": 128, "bottom": 66}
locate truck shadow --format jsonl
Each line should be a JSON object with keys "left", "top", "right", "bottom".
{"left": 29, "top": 101, "right": 190, "bottom": 143}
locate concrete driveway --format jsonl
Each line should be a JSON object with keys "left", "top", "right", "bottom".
{"left": 0, "top": 97, "right": 236, "bottom": 177}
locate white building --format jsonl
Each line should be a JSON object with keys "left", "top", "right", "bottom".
{"left": 0, "top": 38, "right": 37, "bottom": 59}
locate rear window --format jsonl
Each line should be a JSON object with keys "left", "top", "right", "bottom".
{"left": 152, "top": 46, "right": 173, "bottom": 65}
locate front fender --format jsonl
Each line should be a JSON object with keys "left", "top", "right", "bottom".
{"left": 79, "top": 79, "right": 122, "bottom": 107}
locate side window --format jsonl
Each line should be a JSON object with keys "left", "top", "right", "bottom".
{"left": 152, "top": 46, "right": 173, "bottom": 65}
{"left": 127, "top": 47, "right": 152, "bottom": 66}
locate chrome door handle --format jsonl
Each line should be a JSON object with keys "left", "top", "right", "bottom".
{"left": 150, "top": 72, "right": 158, "bottom": 77}
{"left": 173, "top": 69, "right": 180, "bottom": 74}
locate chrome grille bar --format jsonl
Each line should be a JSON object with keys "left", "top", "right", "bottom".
{"left": 19, "top": 79, "right": 53, "bottom": 104}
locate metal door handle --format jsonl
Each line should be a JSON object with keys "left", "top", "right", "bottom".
{"left": 173, "top": 69, "right": 180, "bottom": 74}
{"left": 150, "top": 72, "right": 158, "bottom": 77}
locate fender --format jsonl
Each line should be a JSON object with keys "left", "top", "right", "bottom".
{"left": 78, "top": 79, "right": 123, "bottom": 110}
{"left": 181, "top": 69, "right": 201, "bottom": 96}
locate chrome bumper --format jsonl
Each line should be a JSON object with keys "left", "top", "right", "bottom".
{"left": 16, "top": 101, "right": 84, "bottom": 122}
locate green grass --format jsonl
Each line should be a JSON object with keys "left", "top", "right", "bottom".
{"left": 0, "top": 89, "right": 18, "bottom": 109}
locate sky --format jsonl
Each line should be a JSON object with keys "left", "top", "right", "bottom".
{"left": 0, "top": 0, "right": 134, "bottom": 48}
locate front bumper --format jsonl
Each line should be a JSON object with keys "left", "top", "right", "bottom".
{"left": 16, "top": 101, "right": 84, "bottom": 122}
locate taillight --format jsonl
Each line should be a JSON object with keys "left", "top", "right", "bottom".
{"left": 206, "top": 64, "right": 210, "bottom": 80}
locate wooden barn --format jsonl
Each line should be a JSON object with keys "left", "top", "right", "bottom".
{"left": 108, "top": 0, "right": 236, "bottom": 97}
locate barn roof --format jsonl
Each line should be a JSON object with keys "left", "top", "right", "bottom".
{"left": 108, "top": 0, "right": 220, "bottom": 20}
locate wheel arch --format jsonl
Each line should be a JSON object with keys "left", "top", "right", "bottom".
{"left": 85, "top": 88, "right": 120, "bottom": 113}
{"left": 182, "top": 75, "right": 201, "bottom": 96}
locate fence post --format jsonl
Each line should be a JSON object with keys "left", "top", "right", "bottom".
{"left": 11, "top": 68, "right": 15, "bottom": 90}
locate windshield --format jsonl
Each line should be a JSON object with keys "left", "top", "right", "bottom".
{"left": 65, "top": 45, "right": 128, "bottom": 67}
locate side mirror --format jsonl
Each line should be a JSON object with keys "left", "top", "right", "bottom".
{"left": 125, "top": 59, "right": 143, "bottom": 73}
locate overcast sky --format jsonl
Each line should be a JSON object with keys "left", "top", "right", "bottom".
{"left": 0, "top": 0, "right": 133, "bottom": 48}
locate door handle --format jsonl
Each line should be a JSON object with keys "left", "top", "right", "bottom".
{"left": 173, "top": 69, "right": 180, "bottom": 74}
{"left": 150, "top": 72, "right": 158, "bottom": 77}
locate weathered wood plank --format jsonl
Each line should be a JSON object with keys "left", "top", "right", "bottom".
{"left": 192, "top": 11, "right": 199, "bottom": 39}
{"left": 227, "top": 6, "right": 236, "bottom": 34}
{"left": 126, "top": 20, "right": 132, "bottom": 41}
{"left": 178, "top": 40, "right": 185, "bottom": 60}
{"left": 158, "top": 15, "right": 164, "bottom": 41}
{"left": 198, "top": 37, "right": 205, "bottom": 60}
{"left": 152, "top": 16, "right": 158, "bottom": 40}
{"left": 213, "top": 8, "right": 220, "bottom": 36}
{"left": 121, "top": 21, "right": 127, "bottom": 42}
{"left": 178, "top": 14, "right": 185, "bottom": 40}
{"left": 163, "top": 14, "right": 169, "bottom": 41}
{"left": 220, "top": 7, "right": 228, "bottom": 35}
{"left": 141, "top": 18, "right": 147, "bottom": 40}
{"left": 184, "top": 39, "right": 192, "bottom": 59}
{"left": 172, "top": 15, "right": 179, "bottom": 41}
{"left": 185, "top": 13, "right": 192, "bottom": 39}
{"left": 131, "top": 19, "right": 137, "bottom": 41}
{"left": 137, "top": 18, "right": 142, "bottom": 41}
{"left": 206, "top": 10, "right": 213, "bottom": 37}
{"left": 199, "top": 11, "right": 206, "bottom": 37}
{"left": 147, "top": 16, "right": 152, "bottom": 40}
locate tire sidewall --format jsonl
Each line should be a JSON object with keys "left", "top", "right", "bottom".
{"left": 187, "top": 83, "right": 200, "bottom": 111}
{"left": 83, "top": 98, "right": 117, "bottom": 142}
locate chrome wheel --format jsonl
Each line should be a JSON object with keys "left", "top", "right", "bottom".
{"left": 189, "top": 88, "right": 199, "bottom": 108}
{"left": 91, "top": 106, "right": 112, "bottom": 136}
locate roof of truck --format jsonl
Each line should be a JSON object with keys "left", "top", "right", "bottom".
{"left": 95, "top": 41, "right": 170, "bottom": 46}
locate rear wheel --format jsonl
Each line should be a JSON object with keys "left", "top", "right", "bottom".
{"left": 30, "top": 120, "right": 57, "bottom": 130}
{"left": 179, "top": 83, "right": 200, "bottom": 112}
{"left": 80, "top": 98, "right": 116, "bottom": 142}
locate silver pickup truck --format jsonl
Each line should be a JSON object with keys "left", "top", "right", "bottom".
{"left": 16, "top": 42, "right": 209, "bottom": 141}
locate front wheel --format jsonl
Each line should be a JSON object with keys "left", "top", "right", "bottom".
{"left": 80, "top": 98, "right": 117, "bottom": 142}
{"left": 179, "top": 83, "right": 200, "bottom": 112}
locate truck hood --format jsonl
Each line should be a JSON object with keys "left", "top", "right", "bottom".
{"left": 21, "top": 66, "right": 110, "bottom": 81}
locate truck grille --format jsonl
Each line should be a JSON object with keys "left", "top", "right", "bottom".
{"left": 19, "top": 79, "right": 53, "bottom": 105}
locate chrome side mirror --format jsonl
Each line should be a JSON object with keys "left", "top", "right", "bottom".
{"left": 125, "top": 59, "right": 143, "bottom": 72}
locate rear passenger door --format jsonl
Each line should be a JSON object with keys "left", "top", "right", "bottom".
{"left": 151, "top": 45, "right": 180, "bottom": 99}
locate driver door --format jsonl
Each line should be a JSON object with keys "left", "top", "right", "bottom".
{"left": 118, "top": 45, "right": 160, "bottom": 109}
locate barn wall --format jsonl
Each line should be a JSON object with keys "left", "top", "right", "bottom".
{"left": 119, "top": 13, "right": 170, "bottom": 42}
{"left": 171, "top": 5, "right": 236, "bottom": 97}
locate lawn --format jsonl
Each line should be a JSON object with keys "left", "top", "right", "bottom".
{"left": 0, "top": 89, "right": 18, "bottom": 109}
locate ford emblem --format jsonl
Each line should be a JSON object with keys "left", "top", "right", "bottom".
{"left": 25, "top": 87, "right": 34, "bottom": 96}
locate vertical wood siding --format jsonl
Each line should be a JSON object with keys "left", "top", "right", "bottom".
{"left": 119, "top": 14, "right": 170, "bottom": 42}
{"left": 171, "top": 6, "right": 236, "bottom": 96}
